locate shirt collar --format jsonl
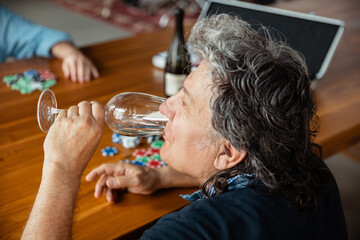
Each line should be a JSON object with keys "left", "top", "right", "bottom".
{"left": 180, "top": 173, "right": 255, "bottom": 202}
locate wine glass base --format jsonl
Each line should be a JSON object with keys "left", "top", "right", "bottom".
{"left": 37, "top": 89, "right": 57, "bottom": 133}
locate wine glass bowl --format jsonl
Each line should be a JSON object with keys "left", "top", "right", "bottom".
{"left": 105, "top": 92, "right": 168, "bottom": 136}
{"left": 37, "top": 89, "right": 58, "bottom": 133}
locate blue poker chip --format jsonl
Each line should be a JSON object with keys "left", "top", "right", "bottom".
{"left": 132, "top": 160, "right": 147, "bottom": 167}
{"left": 112, "top": 132, "right": 123, "bottom": 144}
{"left": 23, "top": 69, "right": 39, "bottom": 80}
{"left": 122, "top": 136, "right": 141, "bottom": 149}
{"left": 101, "top": 146, "right": 118, "bottom": 156}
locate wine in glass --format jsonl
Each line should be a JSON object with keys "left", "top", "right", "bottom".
{"left": 37, "top": 89, "right": 168, "bottom": 136}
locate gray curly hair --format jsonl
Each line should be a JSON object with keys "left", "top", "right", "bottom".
{"left": 188, "top": 14, "right": 332, "bottom": 210}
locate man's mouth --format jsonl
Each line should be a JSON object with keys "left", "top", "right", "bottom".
{"left": 162, "top": 131, "right": 167, "bottom": 140}
{"left": 162, "top": 125, "right": 170, "bottom": 142}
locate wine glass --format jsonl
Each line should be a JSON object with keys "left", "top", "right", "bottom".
{"left": 36, "top": 89, "right": 168, "bottom": 136}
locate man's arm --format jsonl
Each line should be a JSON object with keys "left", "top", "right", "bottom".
{"left": 86, "top": 163, "right": 198, "bottom": 202}
{"left": 21, "top": 165, "right": 80, "bottom": 240}
{"left": 21, "top": 101, "right": 104, "bottom": 240}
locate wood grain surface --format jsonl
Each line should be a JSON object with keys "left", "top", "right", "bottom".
{"left": 0, "top": 0, "right": 359, "bottom": 239}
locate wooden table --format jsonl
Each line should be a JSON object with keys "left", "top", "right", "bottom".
{"left": 0, "top": 0, "right": 359, "bottom": 239}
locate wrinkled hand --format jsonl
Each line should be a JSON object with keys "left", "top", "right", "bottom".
{"left": 43, "top": 101, "right": 104, "bottom": 179}
{"left": 62, "top": 52, "right": 99, "bottom": 83}
{"left": 85, "top": 163, "right": 161, "bottom": 203}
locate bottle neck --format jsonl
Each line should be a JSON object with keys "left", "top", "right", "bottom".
{"left": 173, "top": 9, "right": 185, "bottom": 41}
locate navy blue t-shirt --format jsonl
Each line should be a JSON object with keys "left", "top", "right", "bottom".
{"left": 141, "top": 179, "right": 347, "bottom": 239}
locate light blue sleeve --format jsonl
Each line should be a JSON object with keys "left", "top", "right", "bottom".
{"left": 0, "top": 5, "right": 73, "bottom": 62}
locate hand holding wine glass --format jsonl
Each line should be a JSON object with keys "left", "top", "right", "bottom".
{"left": 37, "top": 89, "right": 169, "bottom": 135}
{"left": 43, "top": 100, "right": 104, "bottom": 179}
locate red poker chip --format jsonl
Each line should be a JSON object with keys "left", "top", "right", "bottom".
{"left": 146, "top": 148, "right": 160, "bottom": 156}
{"left": 146, "top": 160, "right": 162, "bottom": 168}
{"left": 132, "top": 149, "right": 148, "bottom": 158}
{"left": 38, "top": 69, "right": 55, "bottom": 80}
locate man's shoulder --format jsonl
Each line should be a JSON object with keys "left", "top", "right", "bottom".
{"left": 142, "top": 185, "right": 289, "bottom": 239}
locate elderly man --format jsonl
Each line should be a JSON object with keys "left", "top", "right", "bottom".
{"left": 21, "top": 14, "right": 347, "bottom": 239}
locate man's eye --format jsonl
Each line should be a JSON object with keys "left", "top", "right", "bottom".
{"left": 182, "top": 100, "right": 187, "bottom": 106}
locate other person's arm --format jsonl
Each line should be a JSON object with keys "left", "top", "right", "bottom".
{"left": 51, "top": 41, "right": 99, "bottom": 83}
{"left": 0, "top": 5, "right": 99, "bottom": 82}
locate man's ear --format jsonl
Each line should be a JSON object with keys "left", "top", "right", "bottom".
{"left": 214, "top": 141, "right": 246, "bottom": 170}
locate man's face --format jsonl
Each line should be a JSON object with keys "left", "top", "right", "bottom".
{"left": 159, "top": 61, "right": 220, "bottom": 183}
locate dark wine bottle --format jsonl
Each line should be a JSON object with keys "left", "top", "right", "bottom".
{"left": 164, "top": 8, "right": 190, "bottom": 97}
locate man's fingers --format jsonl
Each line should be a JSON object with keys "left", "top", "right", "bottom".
{"left": 85, "top": 170, "right": 98, "bottom": 182}
{"left": 78, "top": 101, "right": 91, "bottom": 117}
{"left": 94, "top": 174, "right": 107, "bottom": 198}
{"left": 85, "top": 163, "right": 120, "bottom": 182}
{"left": 105, "top": 187, "right": 114, "bottom": 203}
{"left": 67, "top": 105, "right": 79, "bottom": 117}
{"left": 106, "top": 175, "right": 139, "bottom": 189}
{"left": 57, "top": 109, "right": 67, "bottom": 119}
{"left": 91, "top": 101, "right": 105, "bottom": 123}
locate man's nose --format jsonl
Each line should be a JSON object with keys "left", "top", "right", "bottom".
{"left": 159, "top": 92, "right": 181, "bottom": 121}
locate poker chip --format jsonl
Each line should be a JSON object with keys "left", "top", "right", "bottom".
{"left": 106, "top": 133, "right": 166, "bottom": 168}
{"left": 38, "top": 69, "right": 56, "bottom": 80}
{"left": 146, "top": 147, "right": 160, "bottom": 156}
{"left": 122, "top": 136, "right": 141, "bottom": 149}
{"left": 2, "top": 69, "right": 57, "bottom": 94}
{"left": 112, "top": 132, "right": 123, "bottom": 144}
{"left": 24, "top": 69, "right": 39, "bottom": 80}
{"left": 146, "top": 135, "right": 162, "bottom": 144}
{"left": 132, "top": 149, "right": 149, "bottom": 158}
{"left": 3, "top": 75, "right": 17, "bottom": 85}
{"left": 146, "top": 160, "right": 163, "bottom": 168}
{"left": 136, "top": 156, "right": 151, "bottom": 163}
{"left": 12, "top": 77, "right": 32, "bottom": 94}
{"left": 30, "top": 81, "right": 43, "bottom": 91}
{"left": 42, "top": 79, "right": 56, "bottom": 89}
{"left": 132, "top": 160, "right": 147, "bottom": 167}
{"left": 150, "top": 140, "right": 164, "bottom": 149}
{"left": 150, "top": 154, "right": 161, "bottom": 161}
{"left": 101, "top": 146, "right": 118, "bottom": 156}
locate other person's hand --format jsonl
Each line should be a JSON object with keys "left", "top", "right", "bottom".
{"left": 43, "top": 101, "right": 104, "bottom": 180}
{"left": 86, "top": 163, "right": 162, "bottom": 202}
{"left": 51, "top": 42, "right": 100, "bottom": 83}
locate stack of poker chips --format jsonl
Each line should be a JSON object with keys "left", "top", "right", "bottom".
{"left": 127, "top": 141, "right": 167, "bottom": 168}
{"left": 2, "top": 69, "right": 56, "bottom": 94}
{"left": 102, "top": 133, "right": 166, "bottom": 168}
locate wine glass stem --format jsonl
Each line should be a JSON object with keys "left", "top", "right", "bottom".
{"left": 51, "top": 107, "right": 64, "bottom": 114}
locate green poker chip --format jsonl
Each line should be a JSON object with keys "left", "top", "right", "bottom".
{"left": 42, "top": 79, "right": 56, "bottom": 90}
{"left": 150, "top": 140, "right": 164, "bottom": 149}
{"left": 150, "top": 155, "right": 161, "bottom": 161}
{"left": 3, "top": 75, "right": 17, "bottom": 84}
{"left": 136, "top": 156, "right": 151, "bottom": 163}
{"left": 11, "top": 77, "right": 34, "bottom": 94}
